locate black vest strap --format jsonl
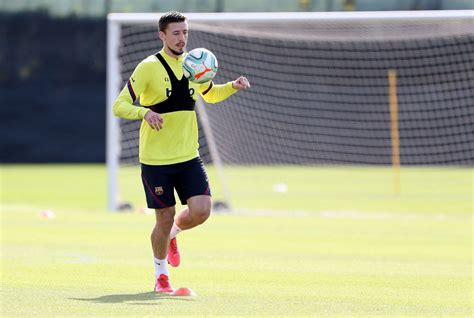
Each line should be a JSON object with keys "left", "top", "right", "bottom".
{"left": 156, "top": 53, "right": 178, "bottom": 82}
{"left": 144, "top": 53, "right": 195, "bottom": 114}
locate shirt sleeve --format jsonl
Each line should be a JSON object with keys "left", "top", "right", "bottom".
{"left": 112, "top": 61, "right": 151, "bottom": 120}
{"left": 198, "top": 81, "right": 238, "bottom": 104}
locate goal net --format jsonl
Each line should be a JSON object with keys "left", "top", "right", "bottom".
{"left": 107, "top": 11, "right": 473, "bottom": 212}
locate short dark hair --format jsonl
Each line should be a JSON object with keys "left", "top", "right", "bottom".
{"left": 159, "top": 11, "right": 187, "bottom": 32}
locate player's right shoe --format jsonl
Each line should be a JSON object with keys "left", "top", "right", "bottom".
{"left": 168, "top": 237, "right": 180, "bottom": 267}
{"left": 154, "top": 274, "right": 173, "bottom": 293}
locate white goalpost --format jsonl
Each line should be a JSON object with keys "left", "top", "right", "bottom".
{"left": 106, "top": 10, "right": 473, "bottom": 211}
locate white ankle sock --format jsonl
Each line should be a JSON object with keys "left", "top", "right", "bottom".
{"left": 169, "top": 222, "right": 183, "bottom": 239}
{"left": 154, "top": 257, "right": 169, "bottom": 278}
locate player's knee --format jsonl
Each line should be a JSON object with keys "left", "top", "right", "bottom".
{"left": 191, "top": 205, "right": 211, "bottom": 224}
{"left": 187, "top": 195, "right": 211, "bottom": 224}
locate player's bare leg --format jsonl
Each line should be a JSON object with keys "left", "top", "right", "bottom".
{"left": 168, "top": 195, "right": 211, "bottom": 267}
{"left": 152, "top": 206, "right": 175, "bottom": 293}
{"left": 177, "top": 195, "right": 212, "bottom": 230}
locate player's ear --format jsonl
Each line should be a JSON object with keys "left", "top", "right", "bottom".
{"left": 158, "top": 30, "right": 166, "bottom": 41}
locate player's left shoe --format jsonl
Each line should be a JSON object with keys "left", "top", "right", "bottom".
{"left": 154, "top": 274, "right": 173, "bottom": 293}
{"left": 168, "top": 237, "right": 180, "bottom": 267}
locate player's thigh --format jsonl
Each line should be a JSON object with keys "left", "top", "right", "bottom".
{"left": 173, "top": 157, "right": 211, "bottom": 205}
{"left": 141, "top": 163, "right": 176, "bottom": 209}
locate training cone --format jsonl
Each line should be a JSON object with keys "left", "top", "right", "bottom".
{"left": 170, "top": 287, "right": 197, "bottom": 297}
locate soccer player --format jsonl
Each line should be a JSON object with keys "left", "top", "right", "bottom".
{"left": 112, "top": 11, "right": 250, "bottom": 293}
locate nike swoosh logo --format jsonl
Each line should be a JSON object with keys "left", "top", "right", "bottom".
{"left": 195, "top": 62, "right": 212, "bottom": 79}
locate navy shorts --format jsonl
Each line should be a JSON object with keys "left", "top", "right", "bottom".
{"left": 141, "top": 157, "right": 211, "bottom": 209}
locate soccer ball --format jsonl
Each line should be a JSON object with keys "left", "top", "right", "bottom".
{"left": 182, "top": 48, "right": 218, "bottom": 84}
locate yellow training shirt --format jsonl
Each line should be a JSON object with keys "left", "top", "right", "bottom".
{"left": 113, "top": 50, "right": 238, "bottom": 165}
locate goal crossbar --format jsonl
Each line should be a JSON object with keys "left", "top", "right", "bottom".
{"left": 108, "top": 10, "right": 473, "bottom": 24}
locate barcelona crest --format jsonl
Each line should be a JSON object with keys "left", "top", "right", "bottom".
{"left": 155, "top": 186, "right": 164, "bottom": 195}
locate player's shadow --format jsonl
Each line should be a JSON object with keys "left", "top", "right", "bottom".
{"left": 70, "top": 291, "right": 194, "bottom": 305}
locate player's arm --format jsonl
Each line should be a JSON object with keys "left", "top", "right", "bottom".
{"left": 112, "top": 62, "right": 151, "bottom": 120}
{"left": 199, "top": 76, "right": 250, "bottom": 104}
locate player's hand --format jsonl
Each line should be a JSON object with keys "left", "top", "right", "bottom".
{"left": 232, "top": 76, "right": 250, "bottom": 90}
{"left": 144, "top": 111, "right": 164, "bottom": 130}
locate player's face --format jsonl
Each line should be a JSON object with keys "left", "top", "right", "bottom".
{"left": 160, "top": 21, "right": 188, "bottom": 56}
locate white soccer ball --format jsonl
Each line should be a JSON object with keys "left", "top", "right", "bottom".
{"left": 182, "top": 48, "right": 218, "bottom": 84}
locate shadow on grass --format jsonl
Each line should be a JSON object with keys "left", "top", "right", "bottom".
{"left": 70, "top": 291, "right": 195, "bottom": 304}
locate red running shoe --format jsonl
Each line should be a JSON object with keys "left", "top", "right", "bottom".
{"left": 154, "top": 274, "right": 173, "bottom": 293}
{"left": 168, "top": 237, "right": 180, "bottom": 267}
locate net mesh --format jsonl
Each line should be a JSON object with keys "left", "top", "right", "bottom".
{"left": 117, "top": 16, "right": 473, "bottom": 166}
{"left": 114, "top": 14, "right": 473, "bottom": 209}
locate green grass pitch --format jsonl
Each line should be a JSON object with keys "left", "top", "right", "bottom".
{"left": 1, "top": 164, "right": 472, "bottom": 317}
